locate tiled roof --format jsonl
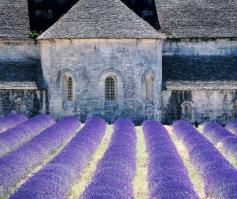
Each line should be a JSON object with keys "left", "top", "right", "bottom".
{"left": 155, "top": 0, "right": 237, "bottom": 38}
{"left": 163, "top": 55, "right": 237, "bottom": 90}
{"left": 0, "top": 59, "right": 44, "bottom": 89}
{"left": 0, "top": 0, "right": 30, "bottom": 39}
{"left": 38, "top": 0, "right": 164, "bottom": 40}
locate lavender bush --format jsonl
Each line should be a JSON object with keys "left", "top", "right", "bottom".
{"left": 0, "top": 113, "right": 28, "bottom": 133}
{"left": 202, "top": 122, "right": 237, "bottom": 156}
{"left": 226, "top": 120, "right": 237, "bottom": 135}
{"left": 81, "top": 119, "right": 137, "bottom": 199}
{"left": 202, "top": 122, "right": 234, "bottom": 145}
{"left": 11, "top": 117, "right": 106, "bottom": 199}
{"left": 0, "top": 116, "right": 80, "bottom": 198}
{"left": 173, "top": 120, "right": 237, "bottom": 199}
{"left": 217, "top": 136, "right": 237, "bottom": 158}
{"left": 0, "top": 114, "right": 55, "bottom": 158}
{"left": 143, "top": 120, "right": 198, "bottom": 199}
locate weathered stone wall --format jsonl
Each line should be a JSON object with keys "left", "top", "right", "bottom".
{"left": 0, "top": 40, "right": 40, "bottom": 61}
{"left": 0, "top": 89, "right": 42, "bottom": 116}
{"left": 0, "top": 40, "right": 44, "bottom": 116}
{"left": 162, "top": 39, "right": 237, "bottom": 124}
{"left": 163, "top": 39, "right": 237, "bottom": 56}
{"left": 40, "top": 39, "right": 163, "bottom": 123}
{"left": 162, "top": 90, "right": 237, "bottom": 124}
{"left": 0, "top": 40, "right": 44, "bottom": 88}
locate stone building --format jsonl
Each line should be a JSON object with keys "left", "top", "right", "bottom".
{"left": 156, "top": 0, "right": 237, "bottom": 124}
{"left": 0, "top": 0, "right": 45, "bottom": 116}
{"left": 0, "top": 0, "right": 236, "bottom": 124}
{"left": 38, "top": 0, "right": 165, "bottom": 122}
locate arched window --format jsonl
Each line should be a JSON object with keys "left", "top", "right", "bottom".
{"left": 181, "top": 101, "right": 192, "bottom": 119}
{"left": 105, "top": 76, "right": 116, "bottom": 101}
{"left": 15, "top": 98, "right": 23, "bottom": 112}
{"left": 146, "top": 74, "right": 154, "bottom": 102}
{"left": 67, "top": 77, "right": 73, "bottom": 101}
{"left": 63, "top": 75, "right": 73, "bottom": 101}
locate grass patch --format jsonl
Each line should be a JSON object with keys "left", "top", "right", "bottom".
{"left": 67, "top": 125, "right": 113, "bottom": 199}
{"left": 165, "top": 125, "right": 205, "bottom": 199}
{"left": 133, "top": 127, "right": 149, "bottom": 199}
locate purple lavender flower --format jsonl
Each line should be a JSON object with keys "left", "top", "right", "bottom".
{"left": 173, "top": 120, "right": 237, "bottom": 199}
{"left": 0, "top": 116, "right": 80, "bottom": 198}
{"left": 202, "top": 122, "right": 234, "bottom": 145}
{"left": 218, "top": 136, "right": 237, "bottom": 157}
{"left": 202, "top": 122, "right": 237, "bottom": 157}
{"left": 0, "top": 114, "right": 55, "bottom": 158}
{"left": 10, "top": 116, "right": 106, "bottom": 199}
{"left": 0, "top": 113, "right": 28, "bottom": 133}
{"left": 143, "top": 120, "right": 198, "bottom": 199}
{"left": 226, "top": 120, "right": 237, "bottom": 135}
{"left": 81, "top": 119, "right": 136, "bottom": 199}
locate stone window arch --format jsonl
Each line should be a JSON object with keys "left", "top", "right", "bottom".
{"left": 67, "top": 76, "right": 73, "bottom": 101}
{"left": 181, "top": 101, "right": 193, "bottom": 119}
{"left": 105, "top": 76, "right": 117, "bottom": 101}
{"left": 145, "top": 74, "right": 154, "bottom": 102}
{"left": 63, "top": 75, "right": 73, "bottom": 101}
{"left": 15, "top": 98, "right": 23, "bottom": 112}
{"left": 61, "top": 70, "right": 76, "bottom": 102}
{"left": 12, "top": 96, "right": 27, "bottom": 114}
{"left": 99, "top": 69, "right": 124, "bottom": 104}
{"left": 142, "top": 70, "right": 155, "bottom": 103}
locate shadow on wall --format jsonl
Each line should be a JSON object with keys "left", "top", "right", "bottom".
{"left": 163, "top": 90, "right": 193, "bottom": 124}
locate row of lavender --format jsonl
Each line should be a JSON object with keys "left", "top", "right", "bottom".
{"left": 0, "top": 116, "right": 80, "bottom": 198}
{"left": 173, "top": 120, "right": 237, "bottom": 199}
{"left": 0, "top": 114, "right": 28, "bottom": 133}
{"left": 202, "top": 121, "right": 237, "bottom": 159}
{"left": 143, "top": 121, "right": 198, "bottom": 199}
{"left": 81, "top": 119, "right": 137, "bottom": 199}
{"left": 0, "top": 114, "right": 55, "bottom": 158}
{"left": 11, "top": 117, "right": 106, "bottom": 199}
{"left": 226, "top": 120, "right": 237, "bottom": 135}
{"left": 1, "top": 113, "right": 237, "bottom": 198}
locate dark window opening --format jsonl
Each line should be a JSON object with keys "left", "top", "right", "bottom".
{"left": 105, "top": 76, "right": 116, "bottom": 101}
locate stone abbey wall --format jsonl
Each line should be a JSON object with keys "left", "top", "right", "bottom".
{"left": 162, "top": 90, "right": 237, "bottom": 124}
{"left": 0, "top": 89, "right": 42, "bottom": 116}
{"left": 0, "top": 40, "right": 44, "bottom": 116}
{"left": 0, "top": 40, "right": 40, "bottom": 61}
{"left": 161, "top": 39, "right": 237, "bottom": 124}
{"left": 40, "top": 39, "right": 163, "bottom": 123}
{"left": 163, "top": 39, "right": 237, "bottom": 56}
{"left": 0, "top": 39, "right": 236, "bottom": 123}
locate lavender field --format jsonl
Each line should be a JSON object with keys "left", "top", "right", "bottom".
{"left": 0, "top": 114, "right": 237, "bottom": 199}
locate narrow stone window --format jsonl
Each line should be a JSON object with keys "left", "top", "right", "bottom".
{"left": 63, "top": 75, "right": 73, "bottom": 101}
{"left": 105, "top": 76, "right": 116, "bottom": 101}
{"left": 146, "top": 74, "right": 154, "bottom": 102}
{"left": 67, "top": 77, "right": 73, "bottom": 101}
{"left": 16, "top": 98, "right": 23, "bottom": 112}
{"left": 182, "top": 101, "right": 192, "bottom": 119}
